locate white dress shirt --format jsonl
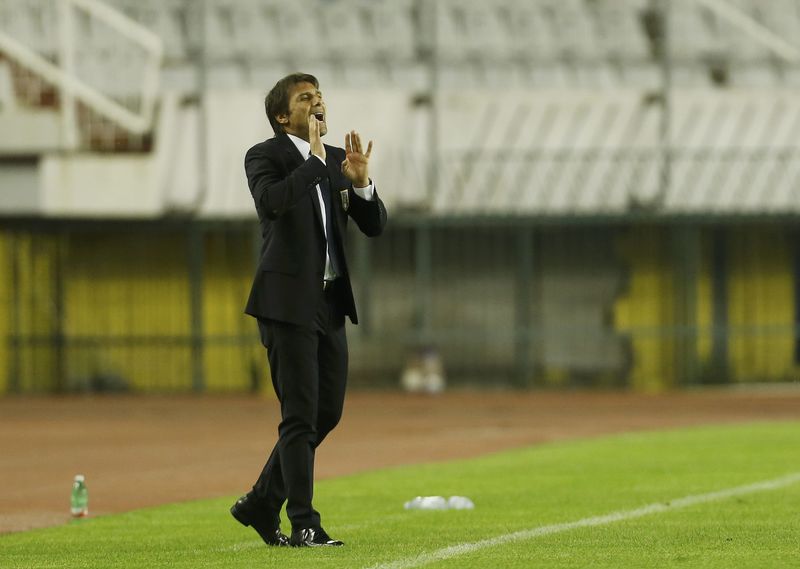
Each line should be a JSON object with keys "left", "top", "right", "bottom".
{"left": 287, "top": 133, "right": 374, "bottom": 280}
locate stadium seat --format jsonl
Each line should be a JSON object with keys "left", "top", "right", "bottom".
{"left": 0, "top": 59, "right": 15, "bottom": 110}
{"left": 590, "top": 0, "right": 650, "bottom": 62}
{"left": 670, "top": 0, "right": 720, "bottom": 63}
{"left": 0, "top": 0, "right": 57, "bottom": 56}
{"left": 231, "top": 0, "right": 286, "bottom": 62}
{"left": 363, "top": 0, "right": 415, "bottom": 62}
{"left": 320, "top": 0, "right": 369, "bottom": 63}
{"left": 758, "top": 0, "right": 800, "bottom": 45}
{"left": 203, "top": 0, "right": 238, "bottom": 62}
{"left": 542, "top": 0, "right": 598, "bottom": 61}
{"left": 783, "top": 67, "right": 800, "bottom": 87}
{"left": 509, "top": 0, "right": 557, "bottom": 62}
{"left": 265, "top": 0, "right": 324, "bottom": 65}
{"left": 111, "top": 0, "right": 189, "bottom": 62}
{"left": 730, "top": 64, "right": 781, "bottom": 87}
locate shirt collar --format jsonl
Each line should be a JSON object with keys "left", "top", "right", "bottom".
{"left": 286, "top": 133, "right": 311, "bottom": 159}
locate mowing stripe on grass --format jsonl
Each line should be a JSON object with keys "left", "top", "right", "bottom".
{"left": 366, "top": 472, "right": 800, "bottom": 569}
{"left": 219, "top": 513, "right": 411, "bottom": 553}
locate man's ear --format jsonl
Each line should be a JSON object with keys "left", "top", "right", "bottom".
{"left": 276, "top": 114, "right": 288, "bottom": 125}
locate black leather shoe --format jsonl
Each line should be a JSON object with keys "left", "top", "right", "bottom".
{"left": 230, "top": 495, "right": 289, "bottom": 547}
{"left": 289, "top": 526, "right": 344, "bottom": 547}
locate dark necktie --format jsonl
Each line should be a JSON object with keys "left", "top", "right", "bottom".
{"left": 319, "top": 176, "right": 344, "bottom": 277}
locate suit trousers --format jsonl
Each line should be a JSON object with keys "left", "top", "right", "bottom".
{"left": 251, "top": 280, "right": 348, "bottom": 530}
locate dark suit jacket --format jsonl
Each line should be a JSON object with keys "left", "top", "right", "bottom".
{"left": 244, "top": 132, "right": 387, "bottom": 327}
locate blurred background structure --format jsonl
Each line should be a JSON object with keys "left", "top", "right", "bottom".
{"left": 1, "top": 0, "right": 799, "bottom": 394}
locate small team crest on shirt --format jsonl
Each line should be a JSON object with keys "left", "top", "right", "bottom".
{"left": 340, "top": 189, "right": 349, "bottom": 212}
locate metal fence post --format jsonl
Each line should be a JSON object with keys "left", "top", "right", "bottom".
{"left": 8, "top": 231, "right": 21, "bottom": 394}
{"left": 188, "top": 224, "right": 205, "bottom": 392}
{"left": 514, "top": 225, "right": 534, "bottom": 387}
{"left": 672, "top": 225, "right": 700, "bottom": 385}
{"left": 354, "top": 233, "right": 372, "bottom": 336}
{"left": 795, "top": 231, "right": 800, "bottom": 367}
{"left": 710, "top": 227, "right": 729, "bottom": 381}
{"left": 53, "top": 230, "right": 67, "bottom": 393}
{"left": 414, "top": 220, "right": 433, "bottom": 346}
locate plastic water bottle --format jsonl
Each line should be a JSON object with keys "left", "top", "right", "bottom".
{"left": 70, "top": 475, "right": 88, "bottom": 518}
{"left": 404, "top": 495, "right": 475, "bottom": 510}
{"left": 447, "top": 496, "right": 475, "bottom": 510}
{"left": 404, "top": 496, "right": 448, "bottom": 510}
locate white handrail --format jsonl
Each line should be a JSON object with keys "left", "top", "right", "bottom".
{"left": 69, "top": 0, "right": 163, "bottom": 129}
{"left": 0, "top": 0, "right": 163, "bottom": 135}
{"left": 70, "top": 0, "right": 163, "bottom": 53}
{"left": 692, "top": 0, "right": 800, "bottom": 63}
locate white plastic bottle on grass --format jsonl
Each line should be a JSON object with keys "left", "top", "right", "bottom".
{"left": 447, "top": 496, "right": 475, "bottom": 510}
{"left": 404, "top": 495, "right": 475, "bottom": 510}
{"left": 404, "top": 496, "right": 448, "bottom": 510}
{"left": 70, "top": 475, "right": 88, "bottom": 517}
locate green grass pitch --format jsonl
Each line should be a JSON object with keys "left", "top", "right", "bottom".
{"left": 3, "top": 421, "right": 799, "bottom": 568}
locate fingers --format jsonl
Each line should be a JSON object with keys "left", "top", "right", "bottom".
{"left": 345, "top": 131, "right": 359, "bottom": 154}
{"left": 309, "top": 115, "right": 326, "bottom": 160}
{"left": 345, "top": 131, "right": 372, "bottom": 158}
{"left": 309, "top": 115, "right": 318, "bottom": 140}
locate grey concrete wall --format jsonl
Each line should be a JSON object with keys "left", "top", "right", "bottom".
{"left": 0, "top": 160, "right": 40, "bottom": 214}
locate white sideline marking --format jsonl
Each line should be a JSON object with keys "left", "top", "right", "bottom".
{"left": 218, "top": 540, "right": 262, "bottom": 553}
{"left": 365, "top": 472, "right": 800, "bottom": 569}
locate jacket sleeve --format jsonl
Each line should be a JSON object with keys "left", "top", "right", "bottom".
{"left": 348, "top": 184, "right": 388, "bottom": 237}
{"left": 326, "top": 145, "right": 387, "bottom": 237}
{"left": 245, "top": 145, "right": 329, "bottom": 219}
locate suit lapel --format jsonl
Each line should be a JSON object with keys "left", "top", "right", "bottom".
{"left": 325, "top": 149, "right": 350, "bottom": 219}
{"left": 276, "top": 132, "right": 304, "bottom": 169}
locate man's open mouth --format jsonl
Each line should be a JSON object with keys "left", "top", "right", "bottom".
{"left": 313, "top": 112, "right": 325, "bottom": 122}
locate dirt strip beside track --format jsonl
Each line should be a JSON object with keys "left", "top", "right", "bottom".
{"left": 1, "top": 388, "right": 799, "bottom": 534}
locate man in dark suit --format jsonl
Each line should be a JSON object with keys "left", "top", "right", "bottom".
{"left": 230, "top": 73, "right": 387, "bottom": 548}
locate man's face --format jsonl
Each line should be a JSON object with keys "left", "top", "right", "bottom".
{"left": 276, "top": 81, "right": 327, "bottom": 141}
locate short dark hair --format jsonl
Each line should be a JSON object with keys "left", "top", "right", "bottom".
{"left": 264, "top": 73, "right": 319, "bottom": 134}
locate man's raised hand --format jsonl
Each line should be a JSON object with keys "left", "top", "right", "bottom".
{"left": 341, "top": 130, "right": 372, "bottom": 188}
{"left": 309, "top": 115, "right": 326, "bottom": 161}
